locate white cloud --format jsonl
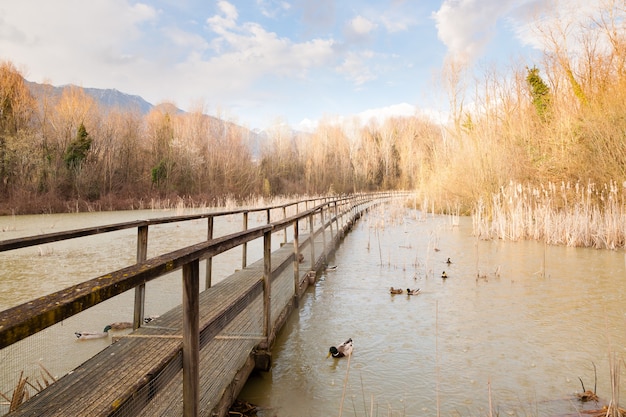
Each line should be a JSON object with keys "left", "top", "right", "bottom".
{"left": 357, "top": 102, "right": 416, "bottom": 124}
{"left": 336, "top": 51, "right": 376, "bottom": 85}
{"left": 433, "top": 0, "right": 520, "bottom": 63}
{"left": 349, "top": 15, "right": 376, "bottom": 36}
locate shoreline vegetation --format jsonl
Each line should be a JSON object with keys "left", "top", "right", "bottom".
{"left": 2, "top": 0, "right": 626, "bottom": 255}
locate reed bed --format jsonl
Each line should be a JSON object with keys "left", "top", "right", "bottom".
{"left": 473, "top": 181, "right": 626, "bottom": 249}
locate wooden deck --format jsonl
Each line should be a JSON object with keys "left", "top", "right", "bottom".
{"left": 8, "top": 227, "right": 342, "bottom": 417}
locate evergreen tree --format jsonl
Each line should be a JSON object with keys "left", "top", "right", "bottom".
{"left": 526, "top": 66, "right": 551, "bottom": 121}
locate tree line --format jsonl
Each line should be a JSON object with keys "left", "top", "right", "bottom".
{"left": 1, "top": 2, "right": 625, "bottom": 216}
{"left": 0, "top": 61, "right": 442, "bottom": 214}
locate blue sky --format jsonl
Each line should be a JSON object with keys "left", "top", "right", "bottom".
{"left": 0, "top": 1, "right": 578, "bottom": 131}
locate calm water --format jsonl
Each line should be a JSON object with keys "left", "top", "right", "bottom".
{"left": 239, "top": 207, "right": 626, "bottom": 417}
{"left": 1, "top": 206, "right": 625, "bottom": 417}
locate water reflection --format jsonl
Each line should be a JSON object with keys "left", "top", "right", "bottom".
{"left": 239, "top": 209, "right": 626, "bottom": 416}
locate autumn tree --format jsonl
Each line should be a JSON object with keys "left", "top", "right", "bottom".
{"left": 0, "top": 61, "right": 37, "bottom": 195}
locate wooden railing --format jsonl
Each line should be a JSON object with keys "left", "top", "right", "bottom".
{"left": 0, "top": 191, "right": 404, "bottom": 416}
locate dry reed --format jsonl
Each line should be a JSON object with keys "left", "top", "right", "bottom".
{"left": 473, "top": 180, "right": 626, "bottom": 249}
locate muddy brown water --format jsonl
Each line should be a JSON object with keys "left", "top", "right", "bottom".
{"left": 238, "top": 208, "right": 626, "bottom": 417}
{"left": 1, "top": 207, "right": 625, "bottom": 416}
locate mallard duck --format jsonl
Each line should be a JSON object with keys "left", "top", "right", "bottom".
{"left": 328, "top": 338, "right": 353, "bottom": 358}
{"left": 389, "top": 287, "right": 403, "bottom": 294}
{"left": 109, "top": 322, "right": 133, "bottom": 330}
{"left": 75, "top": 325, "right": 111, "bottom": 340}
{"left": 441, "top": 271, "right": 448, "bottom": 278}
{"left": 406, "top": 288, "right": 420, "bottom": 295}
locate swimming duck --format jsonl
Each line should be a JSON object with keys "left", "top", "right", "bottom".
{"left": 441, "top": 271, "right": 448, "bottom": 278}
{"left": 75, "top": 325, "right": 112, "bottom": 340}
{"left": 328, "top": 338, "right": 353, "bottom": 358}
{"left": 389, "top": 287, "right": 403, "bottom": 294}
{"left": 446, "top": 257, "right": 452, "bottom": 264}
{"left": 406, "top": 288, "right": 420, "bottom": 295}
{"left": 109, "top": 322, "right": 133, "bottom": 330}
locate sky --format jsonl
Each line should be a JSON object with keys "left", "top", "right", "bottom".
{"left": 0, "top": 0, "right": 577, "bottom": 131}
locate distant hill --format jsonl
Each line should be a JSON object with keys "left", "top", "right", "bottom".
{"left": 26, "top": 81, "right": 156, "bottom": 114}
{"left": 25, "top": 80, "right": 266, "bottom": 158}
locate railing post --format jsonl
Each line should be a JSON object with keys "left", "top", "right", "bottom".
{"left": 320, "top": 208, "right": 327, "bottom": 256}
{"left": 242, "top": 212, "right": 248, "bottom": 269}
{"left": 308, "top": 212, "right": 315, "bottom": 266}
{"left": 133, "top": 224, "right": 148, "bottom": 330}
{"left": 328, "top": 203, "right": 335, "bottom": 239}
{"left": 262, "top": 229, "right": 272, "bottom": 348}
{"left": 282, "top": 206, "right": 288, "bottom": 244}
{"left": 293, "top": 220, "right": 300, "bottom": 298}
{"left": 182, "top": 259, "right": 200, "bottom": 417}
{"left": 205, "top": 216, "right": 214, "bottom": 289}
{"left": 266, "top": 208, "right": 271, "bottom": 224}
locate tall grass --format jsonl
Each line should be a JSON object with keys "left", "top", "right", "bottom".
{"left": 473, "top": 180, "right": 626, "bottom": 249}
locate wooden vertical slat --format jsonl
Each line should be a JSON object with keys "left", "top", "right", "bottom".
{"left": 320, "top": 208, "right": 327, "bottom": 254}
{"left": 293, "top": 220, "right": 300, "bottom": 297}
{"left": 205, "top": 216, "right": 214, "bottom": 290}
{"left": 182, "top": 259, "right": 200, "bottom": 417}
{"left": 329, "top": 204, "right": 335, "bottom": 239}
{"left": 262, "top": 230, "right": 272, "bottom": 349}
{"left": 133, "top": 224, "right": 148, "bottom": 330}
{"left": 308, "top": 213, "right": 315, "bottom": 266}
{"left": 242, "top": 212, "right": 248, "bottom": 269}
{"left": 282, "top": 206, "right": 288, "bottom": 244}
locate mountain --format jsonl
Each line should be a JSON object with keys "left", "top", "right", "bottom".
{"left": 82, "top": 86, "right": 153, "bottom": 114}
{"left": 25, "top": 80, "right": 268, "bottom": 159}
{"left": 26, "top": 81, "right": 156, "bottom": 114}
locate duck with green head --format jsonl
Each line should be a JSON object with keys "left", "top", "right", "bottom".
{"left": 328, "top": 338, "right": 353, "bottom": 358}
{"left": 75, "top": 325, "right": 111, "bottom": 340}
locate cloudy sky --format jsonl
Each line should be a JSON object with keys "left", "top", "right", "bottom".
{"left": 0, "top": 0, "right": 562, "bottom": 130}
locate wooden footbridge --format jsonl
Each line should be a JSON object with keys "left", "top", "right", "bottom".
{"left": 0, "top": 192, "right": 405, "bottom": 417}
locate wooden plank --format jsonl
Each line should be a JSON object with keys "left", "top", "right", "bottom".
{"left": 3, "top": 196, "right": 390, "bottom": 417}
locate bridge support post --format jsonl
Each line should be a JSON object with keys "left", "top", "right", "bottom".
{"left": 182, "top": 259, "right": 200, "bottom": 417}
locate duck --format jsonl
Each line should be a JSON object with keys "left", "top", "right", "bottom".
{"left": 406, "top": 288, "right": 420, "bottom": 295}
{"left": 389, "top": 287, "right": 403, "bottom": 294}
{"left": 328, "top": 338, "right": 353, "bottom": 358}
{"left": 109, "top": 322, "right": 133, "bottom": 330}
{"left": 75, "top": 325, "right": 111, "bottom": 340}
{"left": 446, "top": 257, "right": 452, "bottom": 265}
{"left": 441, "top": 271, "right": 448, "bottom": 279}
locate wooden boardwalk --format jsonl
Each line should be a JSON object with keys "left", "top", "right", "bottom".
{"left": 8, "top": 226, "right": 343, "bottom": 417}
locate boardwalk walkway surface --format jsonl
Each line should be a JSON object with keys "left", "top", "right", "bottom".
{"left": 7, "top": 225, "right": 346, "bottom": 417}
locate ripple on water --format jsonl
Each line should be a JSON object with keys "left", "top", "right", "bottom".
{"left": 240, "top": 212, "right": 626, "bottom": 416}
